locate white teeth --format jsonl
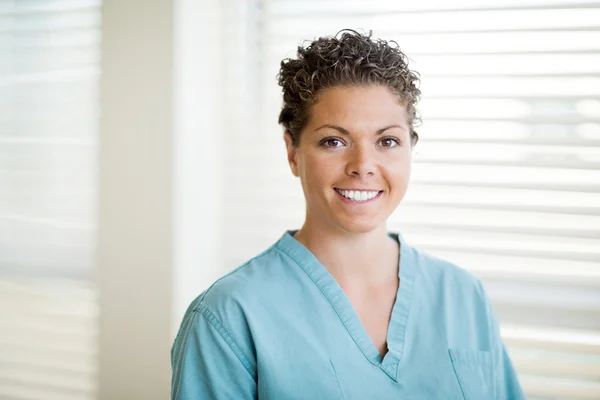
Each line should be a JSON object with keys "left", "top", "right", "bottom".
{"left": 336, "top": 189, "right": 380, "bottom": 202}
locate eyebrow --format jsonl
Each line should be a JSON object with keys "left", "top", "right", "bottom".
{"left": 314, "top": 124, "right": 406, "bottom": 135}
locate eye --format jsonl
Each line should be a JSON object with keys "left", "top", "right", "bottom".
{"left": 321, "top": 138, "right": 345, "bottom": 148}
{"left": 379, "top": 137, "right": 400, "bottom": 148}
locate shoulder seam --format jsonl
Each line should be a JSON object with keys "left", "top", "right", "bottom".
{"left": 198, "top": 305, "right": 258, "bottom": 382}
{"left": 171, "top": 310, "right": 199, "bottom": 400}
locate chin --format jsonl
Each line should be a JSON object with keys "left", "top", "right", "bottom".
{"left": 334, "top": 216, "right": 384, "bottom": 234}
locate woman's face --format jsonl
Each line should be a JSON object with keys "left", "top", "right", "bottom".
{"left": 285, "top": 85, "right": 413, "bottom": 234}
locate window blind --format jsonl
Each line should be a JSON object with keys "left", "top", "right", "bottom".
{"left": 0, "top": 1, "right": 100, "bottom": 399}
{"left": 220, "top": 1, "right": 600, "bottom": 399}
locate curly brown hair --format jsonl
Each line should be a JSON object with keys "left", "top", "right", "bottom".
{"left": 277, "top": 29, "right": 421, "bottom": 147}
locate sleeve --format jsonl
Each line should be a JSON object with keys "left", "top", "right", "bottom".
{"left": 480, "top": 284, "right": 527, "bottom": 400}
{"left": 495, "top": 341, "right": 526, "bottom": 400}
{"left": 171, "top": 307, "right": 257, "bottom": 400}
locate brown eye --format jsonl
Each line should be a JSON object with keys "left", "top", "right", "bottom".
{"left": 321, "top": 138, "right": 344, "bottom": 148}
{"left": 379, "top": 138, "right": 400, "bottom": 148}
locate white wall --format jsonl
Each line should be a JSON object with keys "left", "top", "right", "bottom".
{"left": 98, "top": 0, "right": 174, "bottom": 397}
{"left": 98, "top": 0, "right": 225, "bottom": 398}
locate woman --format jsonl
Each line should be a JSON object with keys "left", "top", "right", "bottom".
{"left": 171, "top": 30, "right": 525, "bottom": 400}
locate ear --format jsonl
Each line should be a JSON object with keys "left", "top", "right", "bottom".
{"left": 283, "top": 131, "right": 300, "bottom": 177}
{"left": 411, "top": 130, "right": 419, "bottom": 148}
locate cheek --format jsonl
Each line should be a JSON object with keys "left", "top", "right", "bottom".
{"left": 383, "top": 158, "right": 412, "bottom": 199}
{"left": 301, "top": 153, "right": 339, "bottom": 186}
{"left": 387, "top": 154, "right": 412, "bottom": 180}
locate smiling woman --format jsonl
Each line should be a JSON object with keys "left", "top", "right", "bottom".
{"left": 171, "top": 30, "right": 526, "bottom": 400}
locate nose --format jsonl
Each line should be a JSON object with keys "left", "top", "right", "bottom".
{"left": 345, "top": 145, "right": 375, "bottom": 178}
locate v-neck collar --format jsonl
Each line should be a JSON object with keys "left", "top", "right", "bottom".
{"left": 274, "top": 230, "right": 418, "bottom": 381}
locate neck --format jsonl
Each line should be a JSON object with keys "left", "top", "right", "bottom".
{"left": 293, "top": 218, "right": 399, "bottom": 287}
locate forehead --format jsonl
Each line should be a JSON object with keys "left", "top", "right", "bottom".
{"left": 307, "top": 85, "right": 409, "bottom": 131}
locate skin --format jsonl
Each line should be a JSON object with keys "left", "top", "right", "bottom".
{"left": 284, "top": 85, "right": 415, "bottom": 357}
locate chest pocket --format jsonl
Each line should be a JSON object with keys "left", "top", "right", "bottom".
{"left": 448, "top": 348, "right": 495, "bottom": 400}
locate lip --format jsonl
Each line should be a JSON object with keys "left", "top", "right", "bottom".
{"left": 335, "top": 188, "right": 382, "bottom": 191}
{"left": 334, "top": 188, "right": 383, "bottom": 204}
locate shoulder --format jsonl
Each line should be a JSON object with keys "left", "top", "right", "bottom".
{"left": 407, "top": 243, "right": 486, "bottom": 301}
{"left": 171, "top": 248, "right": 286, "bottom": 385}
{"left": 173, "top": 245, "right": 286, "bottom": 366}
{"left": 184, "top": 243, "right": 292, "bottom": 321}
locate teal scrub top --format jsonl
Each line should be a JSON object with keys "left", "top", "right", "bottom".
{"left": 171, "top": 231, "right": 526, "bottom": 399}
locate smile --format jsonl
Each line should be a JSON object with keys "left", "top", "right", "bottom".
{"left": 334, "top": 188, "right": 383, "bottom": 203}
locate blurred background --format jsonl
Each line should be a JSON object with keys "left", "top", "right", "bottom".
{"left": 1, "top": 0, "right": 600, "bottom": 399}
